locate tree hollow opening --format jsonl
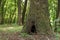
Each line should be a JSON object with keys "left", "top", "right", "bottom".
{"left": 30, "top": 24, "right": 37, "bottom": 34}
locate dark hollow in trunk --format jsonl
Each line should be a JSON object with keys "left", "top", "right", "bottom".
{"left": 31, "top": 24, "right": 36, "bottom": 33}
{"left": 29, "top": 21, "right": 37, "bottom": 34}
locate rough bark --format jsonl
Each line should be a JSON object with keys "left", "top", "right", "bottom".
{"left": 22, "top": 0, "right": 56, "bottom": 40}
{"left": 24, "top": 0, "right": 51, "bottom": 34}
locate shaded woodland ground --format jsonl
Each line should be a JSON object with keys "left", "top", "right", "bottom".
{"left": 0, "top": 24, "right": 60, "bottom": 40}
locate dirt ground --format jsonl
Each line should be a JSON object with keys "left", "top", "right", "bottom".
{"left": 0, "top": 31, "right": 59, "bottom": 40}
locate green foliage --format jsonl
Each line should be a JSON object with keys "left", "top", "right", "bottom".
{"left": 0, "top": 0, "right": 28, "bottom": 24}
{"left": 48, "top": 0, "right": 58, "bottom": 31}
{"left": 48, "top": 0, "right": 58, "bottom": 26}
{"left": 0, "top": 0, "right": 30, "bottom": 24}
{"left": 4, "top": 0, "right": 18, "bottom": 23}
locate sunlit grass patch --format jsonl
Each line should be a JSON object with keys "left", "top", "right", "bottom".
{"left": 0, "top": 24, "right": 23, "bottom": 32}
{"left": 0, "top": 24, "right": 20, "bottom": 27}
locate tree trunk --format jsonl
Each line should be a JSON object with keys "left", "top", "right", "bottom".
{"left": 22, "top": 0, "right": 27, "bottom": 24}
{"left": 0, "top": 0, "right": 6, "bottom": 24}
{"left": 17, "top": 0, "right": 22, "bottom": 25}
{"left": 58, "top": 0, "right": 60, "bottom": 18}
{"left": 0, "top": 0, "right": 2, "bottom": 24}
{"left": 56, "top": 0, "right": 60, "bottom": 19}
{"left": 22, "top": 0, "right": 56, "bottom": 40}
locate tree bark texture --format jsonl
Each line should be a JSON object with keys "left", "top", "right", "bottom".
{"left": 22, "top": 0, "right": 56, "bottom": 40}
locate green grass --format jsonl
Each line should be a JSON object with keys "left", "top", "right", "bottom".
{"left": 0, "top": 24, "right": 23, "bottom": 32}
{"left": 0, "top": 24, "right": 29, "bottom": 40}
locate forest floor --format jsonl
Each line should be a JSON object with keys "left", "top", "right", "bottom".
{"left": 0, "top": 24, "right": 60, "bottom": 40}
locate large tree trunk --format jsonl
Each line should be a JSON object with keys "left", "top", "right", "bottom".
{"left": 22, "top": 0, "right": 56, "bottom": 40}
{"left": 24, "top": 0, "right": 52, "bottom": 34}
{"left": 18, "top": 0, "right": 22, "bottom": 25}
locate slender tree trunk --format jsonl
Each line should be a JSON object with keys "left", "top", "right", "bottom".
{"left": 22, "top": 0, "right": 56, "bottom": 40}
{"left": 22, "top": 0, "right": 27, "bottom": 24}
{"left": 58, "top": 0, "right": 60, "bottom": 18}
{"left": 14, "top": 0, "right": 17, "bottom": 23}
{"left": 18, "top": 0, "right": 22, "bottom": 25}
{"left": 56, "top": 0, "right": 60, "bottom": 19}
{"left": 0, "top": 0, "right": 6, "bottom": 24}
{"left": 0, "top": 0, "right": 2, "bottom": 24}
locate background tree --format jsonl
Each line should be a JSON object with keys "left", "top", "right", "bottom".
{"left": 0, "top": 0, "right": 2, "bottom": 24}
{"left": 22, "top": 0, "right": 27, "bottom": 24}
{"left": 17, "top": 0, "right": 22, "bottom": 25}
{"left": 0, "top": 0, "right": 6, "bottom": 24}
{"left": 58, "top": 0, "right": 60, "bottom": 18}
